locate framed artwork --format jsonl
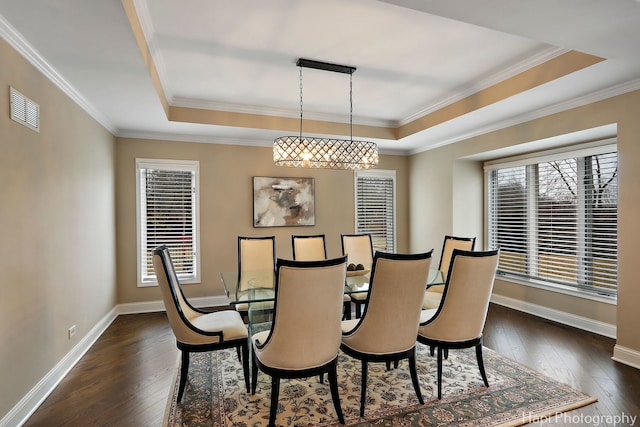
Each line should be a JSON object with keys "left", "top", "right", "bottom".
{"left": 253, "top": 176, "right": 315, "bottom": 227}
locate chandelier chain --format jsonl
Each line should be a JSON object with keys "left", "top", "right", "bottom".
{"left": 299, "top": 66, "right": 304, "bottom": 140}
{"left": 350, "top": 73, "right": 353, "bottom": 141}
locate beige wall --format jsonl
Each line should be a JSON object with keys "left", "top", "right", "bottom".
{"left": 115, "top": 138, "right": 409, "bottom": 304}
{"left": 0, "top": 39, "right": 116, "bottom": 418}
{"left": 409, "top": 90, "right": 640, "bottom": 355}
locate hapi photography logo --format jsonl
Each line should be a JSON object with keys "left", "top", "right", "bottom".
{"left": 522, "top": 412, "right": 637, "bottom": 426}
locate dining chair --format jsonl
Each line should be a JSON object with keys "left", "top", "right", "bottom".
{"left": 291, "top": 233, "right": 327, "bottom": 260}
{"left": 251, "top": 256, "right": 348, "bottom": 426}
{"left": 237, "top": 236, "right": 276, "bottom": 319}
{"left": 417, "top": 249, "right": 499, "bottom": 399}
{"left": 152, "top": 245, "right": 250, "bottom": 401}
{"left": 422, "top": 235, "right": 476, "bottom": 310}
{"left": 293, "top": 234, "right": 354, "bottom": 320}
{"left": 341, "top": 233, "right": 374, "bottom": 318}
{"left": 341, "top": 251, "right": 433, "bottom": 417}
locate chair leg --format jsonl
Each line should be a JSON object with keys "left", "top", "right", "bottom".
{"left": 251, "top": 351, "right": 259, "bottom": 395}
{"left": 436, "top": 346, "right": 443, "bottom": 400}
{"left": 268, "top": 376, "right": 280, "bottom": 427}
{"left": 328, "top": 362, "right": 345, "bottom": 424}
{"left": 476, "top": 343, "right": 489, "bottom": 387}
{"left": 343, "top": 301, "right": 352, "bottom": 320}
{"left": 408, "top": 352, "right": 424, "bottom": 404}
{"left": 444, "top": 348, "right": 449, "bottom": 359}
{"left": 177, "top": 351, "right": 190, "bottom": 402}
{"left": 353, "top": 301, "right": 364, "bottom": 319}
{"left": 360, "top": 360, "right": 368, "bottom": 417}
{"left": 429, "top": 345, "right": 435, "bottom": 357}
{"left": 384, "top": 359, "right": 399, "bottom": 370}
{"left": 241, "top": 342, "right": 250, "bottom": 393}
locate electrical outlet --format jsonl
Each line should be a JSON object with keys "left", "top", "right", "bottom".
{"left": 68, "top": 325, "right": 76, "bottom": 340}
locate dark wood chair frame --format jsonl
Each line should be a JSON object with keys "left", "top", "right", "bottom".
{"left": 341, "top": 251, "right": 431, "bottom": 417}
{"left": 437, "top": 235, "right": 476, "bottom": 272}
{"left": 252, "top": 257, "right": 347, "bottom": 426}
{"left": 426, "top": 235, "right": 477, "bottom": 357}
{"left": 291, "top": 233, "right": 327, "bottom": 260}
{"left": 341, "top": 233, "right": 374, "bottom": 318}
{"left": 153, "top": 246, "right": 250, "bottom": 401}
{"left": 418, "top": 249, "right": 498, "bottom": 399}
{"left": 236, "top": 235, "right": 276, "bottom": 320}
{"left": 292, "top": 233, "right": 353, "bottom": 320}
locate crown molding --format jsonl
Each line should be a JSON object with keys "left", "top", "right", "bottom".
{"left": 170, "top": 96, "right": 395, "bottom": 129}
{"left": 0, "top": 12, "right": 116, "bottom": 134}
{"left": 132, "top": 0, "right": 173, "bottom": 101}
{"left": 116, "top": 129, "right": 273, "bottom": 147}
{"left": 408, "top": 77, "right": 640, "bottom": 155}
{"left": 169, "top": 47, "right": 568, "bottom": 130}
{"left": 400, "top": 46, "right": 568, "bottom": 126}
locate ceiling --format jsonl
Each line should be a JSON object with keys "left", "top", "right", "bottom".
{"left": 1, "top": 0, "right": 639, "bottom": 155}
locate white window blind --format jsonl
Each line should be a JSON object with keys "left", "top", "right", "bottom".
{"left": 485, "top": 143, "right": 618, "bottom": 297}
{"left": 136, "top": 159, "right": 200, "bottom": 286}
{"left": 355, "top": 170, "right": 396, "bottom": 252}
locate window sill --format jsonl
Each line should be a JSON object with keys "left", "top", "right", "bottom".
{"left": 495, "top": 273, "right": 617, "bottom": 305}
{"left": 137, "top": 278, "right": 201, "bottom": 288}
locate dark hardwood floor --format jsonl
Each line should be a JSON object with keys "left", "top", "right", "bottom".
{"left": 24, "top": 304, "right": 640, "bottom": 426}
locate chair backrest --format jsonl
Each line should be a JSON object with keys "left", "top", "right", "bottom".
{"left": 152, "top": 245, "right": 210, "bottom": 344}
{"left": 439, "top": 235, "right": 476, "bottom": 280}
{"left": 238, "top": 236, "right": 276, "bottom": 290}
{"left": 292, "top": 234, "right": 327, "bottom": 261}
{"left": 420, "top": 249, "right": 500, "bottom": 342}
{"left": 254, "top": 256, "right": 348, "bottom": 370}
{"left": 342, "top": 251, "right": 432, "bottom": 354}
{"left": 341, "top": 233, "right": 374, "bottom": 270}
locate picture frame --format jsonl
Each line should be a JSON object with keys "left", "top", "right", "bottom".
{"left": 253, "top": 176, "right": 315, "bottom": 227}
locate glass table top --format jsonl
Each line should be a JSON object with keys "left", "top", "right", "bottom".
{"left": 220, "top": 268, "right": 444, "bottom": 305}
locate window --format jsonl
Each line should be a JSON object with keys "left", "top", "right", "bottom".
{"left": 136, "top": 159, "right": 200, "bottom": 287}
{"left": 485, "top": 142, "right": 618, "bottom": 297}
{"left": 355, "top": 170, "right": 396, "bottom": 252}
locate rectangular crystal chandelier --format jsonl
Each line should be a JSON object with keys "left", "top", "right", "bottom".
{"left": 273, "top": 59, "right": 379, "bottom": 170}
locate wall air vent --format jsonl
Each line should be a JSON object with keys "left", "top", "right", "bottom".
{"left": 10, "top": 86, "right": 40, "bottom": 132}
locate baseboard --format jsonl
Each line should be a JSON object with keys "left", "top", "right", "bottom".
{"left": 490, "top": 294, "right": 617, "bottom": 338}
{"left": 612, "top": 345, "right": 640, "bottom": 369}
{"left": 117, "top": 295, "right": 230, "bottom": 315}
{"left": 3, "top": 295, "right": 231, "bottom": 427}
{"left": 1, "top": 307, "right": 118, "bottom": 427}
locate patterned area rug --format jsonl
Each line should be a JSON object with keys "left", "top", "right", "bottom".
{"left": 164, "top": 343, "right": 596, "bottom": 426}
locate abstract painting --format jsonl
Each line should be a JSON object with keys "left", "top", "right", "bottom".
{"left": 253, "top": 177, "right": 315, "bottom": 227}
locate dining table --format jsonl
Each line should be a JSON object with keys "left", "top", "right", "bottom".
{"left": 220, "top": 267, "right": 445, "bottom": 322}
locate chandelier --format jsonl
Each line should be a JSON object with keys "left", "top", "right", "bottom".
{"left": 273, "top": 59, "right": 378, "bottom": 170}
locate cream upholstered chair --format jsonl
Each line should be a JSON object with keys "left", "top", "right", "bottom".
{"left": 341, "top": 251, "right": 433, "bottom": 417}
{"left": 291, "top": 234, "right": 327, "bottom": 260}
{"left": 293, "top": 234, "right": 353, "bottom": 320}
{"left": 236, "top": 236, "right": 276, "bottom": 319}
{"left": 152, "top": 245, "right": 249, "bottom": 401}
{"left": 422, "top": 235, "right": 476, "bottom": 310}
{"left": 341, "top": 233, "right": 374, "bottom": 318}
{"left": 251, "top": 256, "right": 348, "bottom": 426}
{"left": 418, "top": 249, "right": 499, "bottom": 399}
